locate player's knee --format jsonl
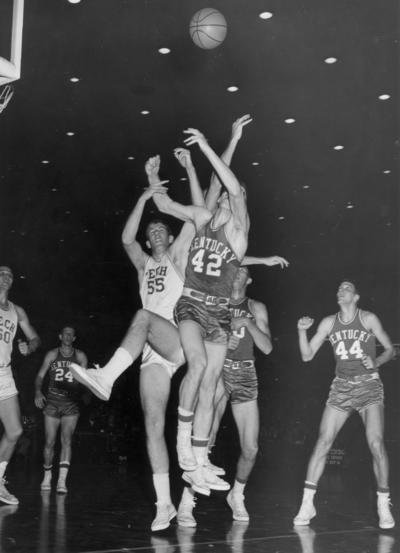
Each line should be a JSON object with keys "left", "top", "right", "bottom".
{"left": 60, "top": 435, "right": 72, "bottom": 449}
{"left": 186, "top": 355, "right": 207, "bottom": 378}
{"left": 144, "top": 411, "right": 165, "bottom": 437}
{"left": 7, "top": 425, "right": 23, "bottom": 443}
{"left": 315, "top": 434, "right": 334, "bottom": 453}
{"left": 242, "top": 444, "right": 258, "bottom": 462}
{"left": 368, "top": 435, "right": 384, "bottom": 456}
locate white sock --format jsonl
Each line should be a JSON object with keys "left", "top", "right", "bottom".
{"left": 153, "top": 473, "right": 172, "bottom": 505}
{"left": 233, "top": 480, "right": 246, "bottom": 495}
{"left": 0, "top": 462, "right": 8, "bottom": 480}
{"left": 102, "top": 347, "right": 133, "bottom": 382}
{"left": 58, "top": 463, "right": 70, "bottom": 483}
{"left": 180, "top": 486, "right": 195, "bottom": 505}
{"left": 192, "top": 437, "right": 208, "bottom": 466}
{"left": 303, "top": 487, "right": 316, "bottom": 503}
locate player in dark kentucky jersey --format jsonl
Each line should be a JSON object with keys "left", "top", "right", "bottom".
{"left": 293, "top": 281, "right": 395, "bottom": 530}
{"left": 0, "top": 266, "right": 40, "bottom": 505}
{"left": 152, "top": 125, "right": 249, "bottom": 496}
{"left": 35, "top": 326, "right": 87, "bottom": 494}
{"left": 178, "top": 266, "right": 273, "bottom": 527}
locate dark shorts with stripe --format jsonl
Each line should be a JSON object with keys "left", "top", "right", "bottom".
{"left": 174, "top": 296, "right": 230, "bottom": 345}
{"left": 223, "top": 360, "right": 258, "bottom": 404}
{"left": 326, "top": 373, "right": 384, "bottom": 413}
{"left": 43, "top": 392, "right": 80, "bottom": 418}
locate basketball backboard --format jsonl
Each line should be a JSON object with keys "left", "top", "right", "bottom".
{"left": 0, "top": 0, "right": 24, "bottom": 87}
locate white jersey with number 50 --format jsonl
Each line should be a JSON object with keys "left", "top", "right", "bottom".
{"left": 0, "top": 301, "right": 18, "bottom": 367}
{"left": 140, "top": 253, "right": 184, "bottom": 323}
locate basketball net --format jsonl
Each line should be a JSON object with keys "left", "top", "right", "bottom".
{"left": 0, "top": 85, "right": 14, "bottom": 114}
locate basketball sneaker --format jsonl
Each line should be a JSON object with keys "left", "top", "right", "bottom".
{"left": 226, "top": 490, "right": 249, "bottom": 522}
{"left": 293, "top": 501, "right": 316, "bottom": 526}
{"left": 182, "top": 468, "right": 210, "bottom": 496}
{"left": 0, "top": 480, "right": 18, "bottom": 505}
{"left": 177, "top": 491, "right": 197, "bottom": 528}
{"left": 56, "top": 480, "right": 67, "bottom": 494}
{"left": 377, "top": 494, "right": 395, "bottom": 529}
{"left": 40, "top": 472, "right": 52, "bottom": 491}
{"left": 69, "top": 364, "right": 112, "bottom": 401}
{"left": 203, "top": 466, "right": 230, "bottom": 491}
{"left": 151, "top": 502, "right": 176, "bottom": 532}
{"left": 205, "top": 456, "right": 225, "bottom": 476}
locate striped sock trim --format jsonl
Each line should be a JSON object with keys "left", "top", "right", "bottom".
{"left": 59, "top": 462, "right": 70, "bottom": 469}
{"left": 192, "top": 437, "right": 209, "bottom": 448}
{"left": 377, "top": 487, "right": 390, "bottom": 494}
{"left": 43, "top": 465, "right": 53, "bottom": 471}
{"left": 304, "top": 481, "right": 317, "bottom": 490}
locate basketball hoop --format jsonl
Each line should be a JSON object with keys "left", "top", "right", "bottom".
{"left": 0, "top": 0, "right": 24, "bottom": 90}
{"left": 0, "top": 85, "right": 14, "bottom": 114}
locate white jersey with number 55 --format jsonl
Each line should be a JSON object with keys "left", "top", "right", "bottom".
{"left": 140, "top": 253, "right": 184, "bottom": 323}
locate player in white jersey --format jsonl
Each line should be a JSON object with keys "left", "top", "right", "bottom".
{"left": 0, "top": 266, "right": 40, "bottom": 504}
{"left": 70, "top": 149, "right": 203, "bottom": 531}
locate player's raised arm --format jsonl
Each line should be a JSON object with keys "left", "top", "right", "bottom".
{"left": 122, "top": 183, "right": 167, "bottom": 272}
{"left": 206, "top": 115, "right": 252, "bottom": 212}
{"left": 242, "top": 255, "right": 289, "bottom": 269}
{"left": 298, "top": 315, "right": 333, "bottom": 362}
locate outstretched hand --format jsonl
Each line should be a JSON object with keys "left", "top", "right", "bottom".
{"left": 183, "top": 128, "right": 208, "bottom": 149}
{"left": 145, "top": 155, "right": 162, "bottom": 186}
{"left": 174, "top": 147, "right": 193, "bottom": 169}
{"left": 232, "top": 114, "right": 253, "bottom": 141}
{"left": 297, "top": 316, "right": 314, "bottom": 331}
{"left": 264, "top": 256, "right": 289, "bottom": 268}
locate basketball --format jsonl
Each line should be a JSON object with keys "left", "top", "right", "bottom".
{"left": 189, "top": 8, "right": 227, "bottom": 50}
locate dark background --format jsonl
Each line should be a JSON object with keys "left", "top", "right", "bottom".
{"left": 0, "top": 0, "right": 398, "bottom": 466}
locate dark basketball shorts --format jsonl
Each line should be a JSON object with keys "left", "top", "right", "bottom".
{"left": 223, "top": 360, "right": 258, "bottom": 404}
{"left": 326, "top": 373, "right": 384, "bottom": 413}
{"left": 44, "top": 394, "right": 80, "bottom": 418}
{"left": 174, "top": 296, "right": 230, "bottom": 345}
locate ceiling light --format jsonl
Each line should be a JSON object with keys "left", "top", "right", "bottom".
{"left": 68, "top": 0, "right": 81, "bottom": 3}
{"left": 141, "top": 110, "right": 150, "bottom": 115}
{"left": 127, "top": 156, "right": 135, "bottom": 160}
{"left": 378, "top": 94, "right": 390, "bottom": 100}
{"left": 51, "top": 188, "right": 57, "bottom": 192}
{"left": 324, "top": 57, "right": 337, "bottom": 64}
{"left": 302, "top": 185, "right": 310, "bottom": 189}
{"left": 83, "top": 229, "right": 89, "bottom": 233}
{"left": 19, "top": 275, "right": 26, "bottom": 279}
{"left": 346, "top": 203, "right": 354, "bottom": 209}
{"left": 259, "top": 12, "right": 273, "bottom": 19}
{"left": 180, "top": 177, "right": 187, "bottom": 181}
{"left": 158, "top": 48, "right": 171, "bottom": 54}
{"left": 227, "top": 86, "right": 239, "bottom": 92}
{"left": 333, "top": 145, "right": 344, "bottom": 150}
{"left": 66, "top": 132, "right": 75, "bottom": 136}
{"left": 251, "top": 162, "right": 259, "bottom": 166}
{"left": 284, "top": 118, "right": 295, "bottom": 124}
{"left": 383, "top": 170, "right": 391, "bottom": 174}
{"left": 41, "top": 160, "right": 49, "bottom": 164}
{"left": 70, "top": 77, "right": 80, "bottom": 83}
{"left": 278, "top": 216, "right": 285, "bottom": 220}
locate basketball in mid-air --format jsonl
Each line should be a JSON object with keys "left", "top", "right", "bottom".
{"left": 189, "top": 8, "right": 227, "bottom": 50}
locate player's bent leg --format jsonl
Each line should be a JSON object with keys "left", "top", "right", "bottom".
{"left": 177, "top": 321, "right": 207, "bottom": 471}
{"left": 294, "top": 405, "right": 349, "bottom": 526}
{"left": 193, "top": 342, "right": 230, "bottom": 491}
{"left": 207, "top": 376, "right": 227, "bottom": 476}
{"left": 140, "top": 364, "right": 176, "bottom": 531}
{"left": 227, "top": 400, "right": 259, "bottom": 521}
{"left": 0, "top": 396, "right": 23, "bottom": 504}
{"left": 57, "top": 414, "right": 79, "bottom": 493}
{"left": 41, "top": 415, "right": 61, "bottom": 490}
{"left": 361, "top": 404, "right": 394, "bottom": 529}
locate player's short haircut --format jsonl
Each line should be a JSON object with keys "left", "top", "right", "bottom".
{"left": 340, "top": 280, "right": 359, "bottom": 295}
{"left": 145, "top": 219, "right": 173, "bottom": 239}
{"left": 0, "top": 266, "right": 13, "bottom": 276}
{"left": 60, "top": 326, "right": 76, "bottom": 335}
